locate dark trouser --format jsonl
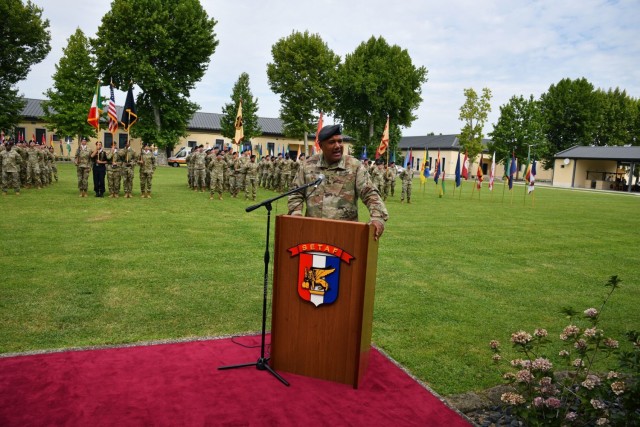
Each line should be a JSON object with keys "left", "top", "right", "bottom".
{"left": 93, "top": 165, "right": 106, "bottom": 195}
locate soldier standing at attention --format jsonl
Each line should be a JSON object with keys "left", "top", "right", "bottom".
{"left": 138, "top": 143, "right": 156, "bottom": 198}
{"left": 26, "top": 140, "right": 42, "bottom": 189}
{"left": 49, "top": 146, "right": 58, "bottom": 182}
{"left": 288, "top": 124, "right": 388, "bottom": 241}
{"left": 1, "top": 141, "right": 23, "bottom": 195}
{"left": 244, "top": 154, "right": 259, "bottom": 200}
{"left": 91, "top": 141, "right": 107, "bottom": 197}
{"left": 106, "top": 144, "right": 121, "bottom": 198}
{"left": 74, "top": 137, "right": 92, "bottom": 197}
{"left": 388, "top": 161, "right": 398, "bottom": 197}
{"left": 399, "top": 164, "right": 415, "bottom": 203}
{"left": 192, "top": 145, "right": 207, "bottom": 192}
{"left": 119, "top": 140, "right": 137, "bottom": 198}
{"left": 208, "top": 151, "right": 227, "bottom": 200}
{"left": 370, "top": 158, "right": 385, "bottom": 193}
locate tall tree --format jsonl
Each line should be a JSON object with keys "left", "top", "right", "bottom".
{"left": 0, "top": 0, "right": 51, "bottom": 132}
{"left": 333, "top": 36, "right": 427, "bottom": 158}
{"left": 488, "top": 95, "right": 548, "bottom": 168}
{"left": 92, "top": 0, "right": 218, "bottom": 152}
{"left": 42, "top": 29, "right": 97, "bottom": 142}
{"left": 267, "top": 30, "right": 339, "bottom": 154}
{"left": 220, "top": 73, "right": 261, "bottom": 148}
{"left": 539, "top": 77, "right": 600, "bottom": 162}
{"left": 592, "top": 87, "right": 637, "bottom": 147}
{"left": 458, "top": 87, "right": 492, "bottom": 166}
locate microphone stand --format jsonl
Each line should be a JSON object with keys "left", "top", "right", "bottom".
{"left": 218, "top": 178, "right": 321, "bottom": 386}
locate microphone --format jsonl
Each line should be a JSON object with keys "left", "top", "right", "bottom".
{"left": 313, "top": 173, "right": 325, "bottom": 187}
{"left": 245, "top": 173, "right": 325, "bottom": 213}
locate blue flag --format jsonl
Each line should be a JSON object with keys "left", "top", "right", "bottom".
{"left": 455, "top": 151, "right": 461, "bottom": 187}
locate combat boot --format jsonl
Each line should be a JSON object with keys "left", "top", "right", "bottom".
{"left": 146, "top": 192, "right": 151, "bottom": 199}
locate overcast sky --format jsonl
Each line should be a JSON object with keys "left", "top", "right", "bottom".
{"left": 18, "top": 0, "right": 640, "bottom": 136}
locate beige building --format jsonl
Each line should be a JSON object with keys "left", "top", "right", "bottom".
{"left": 552, "top": 145, "right": 640, "bottom": 193}
{"left": 16, "top": 98, "right": 338, "bottom": 160}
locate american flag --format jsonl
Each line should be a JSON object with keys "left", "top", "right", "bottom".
{"left": 108, "top": 84, "right": 119, "bottom": 134}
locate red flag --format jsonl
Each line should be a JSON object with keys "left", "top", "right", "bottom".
{"left": 108, "top": 83, "right": 119, "bottom": 134}
{"left": 375, "top": 115, "right": 390, "bottom": 160}
{"left": 41, "top": 133, "right": 46, "bottom": 145}
{"left": 461, "top": 150, "right": 469, "bottom": 179}
{"left": 314, "top": 112, "right": 323, "bottom": 153}
{"left": 476, "top": 154, "right": 484, "bottom": 189}
{"left": 32, "top": 133, "right": 36, "bottom": 142}
{"left": 87, "top": 80, "right": 102, "bottom": 131}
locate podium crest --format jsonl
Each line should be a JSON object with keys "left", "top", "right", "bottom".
{"left": 288, "top": 243, "right": 354, "bottom": 307}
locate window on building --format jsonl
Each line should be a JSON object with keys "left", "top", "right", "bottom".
{"left": 188, "top": 140, "right": 197, "bottom": 149}
{"left": 267, "top": 142, "right": 275, "bottom": 156}
{"left": 103, "top": 132, "right": 114, "bottom": 148}
{"left": 215, "top": 139, "right": 224, "bottom": 149}
{"left": 118, "top": 134, "right": 128, "bottom": 148}
{"left": 15, "top": 127, "right": 25, "bottom": 142}
{"left": 35, "top": 128, "right": 47, "bottom": 145}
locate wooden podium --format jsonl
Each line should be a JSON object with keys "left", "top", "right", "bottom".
{"left": 270, "top": 215, "right": 379, "bottom": 388}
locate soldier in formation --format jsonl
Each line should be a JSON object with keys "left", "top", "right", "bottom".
{"left": 399, "top": 164, "right": 414, "bottom": 203}
{"left": 138, "top": 143, "right": 156, "bottom": 198}
{"left": 119, "top": 140, "right": 137, "bottom": 198}
{"left": 1, "top": 141, "right": 23, "bottom": 195}
{"left": 74, "top": 137, "right": 92, "bottom": 197}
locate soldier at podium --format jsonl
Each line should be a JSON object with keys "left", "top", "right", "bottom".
{"left": 288, "top": 124, "right": 388, "bottom": 240}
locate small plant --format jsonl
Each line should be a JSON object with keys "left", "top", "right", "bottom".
{"left": 490, "top": 276, "right": 639, "bottom": 426}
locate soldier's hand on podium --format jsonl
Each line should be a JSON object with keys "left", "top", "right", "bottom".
{"left": 370, "top": 219, "right": 384, "bottom": 241}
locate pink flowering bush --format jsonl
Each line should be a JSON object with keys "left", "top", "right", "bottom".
{"left": 489, "top": 276, "right": 639, "bottom": 426}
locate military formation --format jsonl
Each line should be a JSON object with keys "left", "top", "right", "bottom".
{"left": 72, "top": 137, "right": 155, "bottom": 198}
{"left": 1, "top": 138, "right": 59, "bottom": 195}
{"left": 184, "top": 145, "right": 307, "bottom": 201}
{"left": 181, "top": 143, "right": 404, "bottom": 203}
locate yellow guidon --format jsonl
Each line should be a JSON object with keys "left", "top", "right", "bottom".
{"left": 302, "top": 267, "right": 335, "bottom": 295}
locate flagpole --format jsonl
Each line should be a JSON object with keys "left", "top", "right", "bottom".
{"left": 502, "top": 180, "right": 506, "bottom": 204}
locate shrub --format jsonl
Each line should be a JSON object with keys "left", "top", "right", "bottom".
{"left": 490, "top": 276, "right": 639, "bottom": 426}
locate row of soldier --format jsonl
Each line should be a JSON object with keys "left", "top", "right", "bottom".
{"left": 1, "top": 139, "right": 59, "bottom": 195}
{"left": 183, "top": 144, "right": 412, "bottom": 202}
{"left": 73, "top": 138, "right": 156, "bottom": 198}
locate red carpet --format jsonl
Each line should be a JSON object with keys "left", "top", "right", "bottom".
{"left": 0, "top": 336, "right": 470, "bottom": 426}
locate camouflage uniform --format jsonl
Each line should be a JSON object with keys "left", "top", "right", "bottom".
{"left": 48, "top": 148, "right": 58, "bottom": 182}
{"left": 370, "top": 164, "right": 385, "bottom": 194}
{"left": 280, "top": 156, "right": 293, "bottom": 192}
{"left": 236, "top": 152, "right": 249, "bottom": 192}
{"left": 399, "top": 167, "right": 415, "bottom": 203}
{"left": 230, "top": 154, "right": 242, "bottom": 197}
{"left": 119, "top": 147, "right": 138, "bottom": 197}
{"left": 41, "top": 146, "right": 52, "bottom": 186}
{"left": 243, "top": 157, "right": 259, "bottom": 200}
{"left": 16, "top": 143, "right": 27, "bottom": 187}
{"left": 138, "top": 149, "right": 156, "bottom": 197}
{"left": 382, "top": 166, "right": 394, "bottom": 200}
{"left": 26, "top": 145, "right": 42, "bottom": 188}
{"left": 186, "top": 151, "right": 195, "bottom": 189}
{"left": 106, "top": 147, "right": 121, "bottom": 197}
{"left": 75, "top": 145, "right": 92, "bottom": 195}
{"left": 1, "top": 146, "right": 23, "bottom": 194}
{"left": 208, "top": 155, "right": 227, "bottom": 199}
{"left": 192, "top": 149, "right": 207, "bottom": 191}
{"left": 388, "top": 165, "right": 398, "bottom": 196}
{"left": 288, "top": 153, "right": 389, "bottom": 223}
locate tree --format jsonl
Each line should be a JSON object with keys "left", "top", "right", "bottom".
{"left": 592, "top": 88, "right": 637, "bottom": 147}
{"left": 488, "top": 95, "right": 548, "bottom": 168}
{"left": 0, "top": 0, "right": 51, "bottom": 132}
{"left": 539, "top": 77, "right": 600, "bottom": 161}
{"left": 458, "top": 87, "right": 492, "bottom": 166}
{"left": 42, "top": 29, "right": 97, "bottom": 143}
{"left": 92, "top": 0, "right": 218, "bottom": 152}
{"left": 333, "top": 36, "right": 427, "bottom": 158}
{"left": 267, "top": 30, "right": 339, "bottom": 154}
{"left": 220, "top": 73, "right": 261, "bottom": 148}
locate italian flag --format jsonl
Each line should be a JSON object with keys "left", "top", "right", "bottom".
{"left": 87, "top": 80, "right": 102, "bottom": 130}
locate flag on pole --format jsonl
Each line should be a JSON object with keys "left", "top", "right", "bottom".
{"left": 234, "top": 100, "right": 244, "bottom": 145}
{"left": 476, "top": 154, "right": 484, "bottom": 189}
{"left": 403, "top": 148, "right": 413, "bottom": 169}
{"left": 528, "top": 160, "right": 537, "bottom": 193}
{"left": 41, "top": 133, "right": 46, "bottom": 145}
{"left": 375, "top": 115, "right": 390, "bottom": 159}
{"left": 461, "top": 150, "right": 469, "bottom": 180}
{"left": 87, "top": 80, "right": 102, "bottom": 130}
{"left": 420, "top": 149, "right": 428, "bottom": 184}
{"left": 362, "top": 145, "right": 368, "bottom": 160}
{"left": 433, "top": 149, "right": 441, "bottom": 184}
{"left": 120, "top": 86, "right": 138, "bottom": 131}
{"left": 455, "top": 151, "right": 461, "bottom": 187}
{"left": 509, "top": 152, "right": 517, "bottom": 190}
{"left": 108, "top": 83, "right": 119, "bottom": 134}
{"left": 423, "top": 149, "right": 430, "bottom": 178}
{"left": 489, "top": 152, "right": 496, "bottom": 191}
{"left": 314, "top": 112, "right": 323, "bottom": 153}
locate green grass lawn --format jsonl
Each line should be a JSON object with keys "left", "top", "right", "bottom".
{"left": 1, "top": 163, "right": 638, "bottom": 396}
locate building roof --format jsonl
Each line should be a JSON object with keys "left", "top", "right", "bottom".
{"left": 21, "top": 98, "right": 287, "bottom": 137}
{"left": 555, "top": 145, "right": 640, "bottom": 162}
{"left": 397, "top": 134, "right": 492, "bottom": 151}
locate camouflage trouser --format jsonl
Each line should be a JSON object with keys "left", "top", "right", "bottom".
{"left": 140, "top": 171, "right": 153, "bottom": 193}
{"left": 382, "top": 181, "right": 391, "bottom": 200}
{"left": 107, "top": 167, "right": 121, "bottom": 195}
{"left": 401, "top": 181, "right": 412, "bottom": 201}
{"left": 238, "top": 173, "right": 246, "bottom": 192}
{"left": 27, "top": 163, "right": 41, "bottom": 187}
{"left": 50, "top": 165, "right": 57, "bottom": 182}
{"left": 229, "top": 174, "right": 239, "bottom": 196}
{"left": 41, "top": 166, "right": 49, "bottom": 186}
{"left": 281, "top": 173, "right": 291, "bottom": 192}
{"left": 2, "top": 171, "right": 20, "bottom": 192}
{"left": 188, "top": 167, "right": 194, "bottom": 188}
{"left": 205, "top": 169, "right": 211, "bottom": 188}
{"left": 76, "top": 166, "right": 90, "bottom": 191}
{"left": 194, "top": 168, "right": 206, "bottom": 189}
{"left": 210, "top": 173, "right": 224, "bottom": 196}
{"left": 260, "top": 173, "right": 268, "bottom": 188}
{"left": 391, "top": 178, "right": 397, "bottom": 196}
{"left": 121, "top": 167, "right": 134, "bottom": 194}
{"left": 245, "top": 176, "right": 257, "bottom": 200}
